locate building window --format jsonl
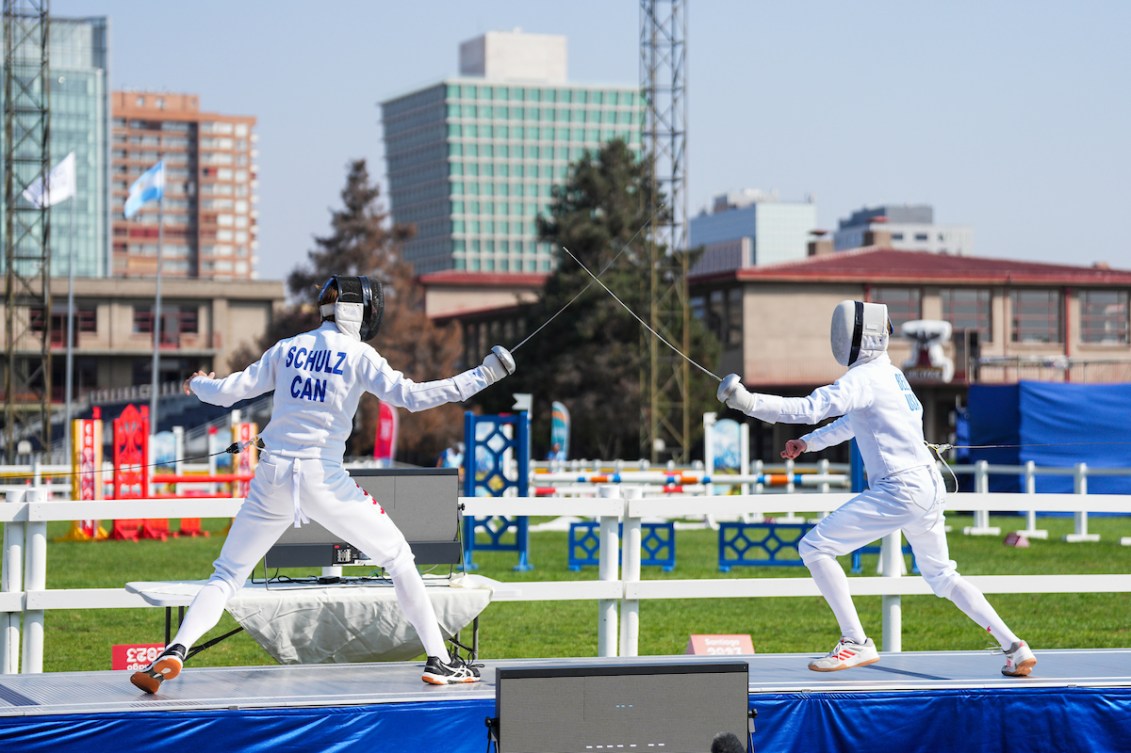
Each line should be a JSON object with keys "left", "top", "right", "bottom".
{"left": 30, "top": 306, "right": 96, "bottom": 346}
{"left": 725, "top": 288, "right": 742, "bottom": 347}
{"left": 1010, "top": 289, "right": 1063, "bottom": 343}
{"left": 870, "top": 287, "right": 921, "bottom": 331}
{"left": 940, "top": 288, "right": 993, "bottom": 344}
{"left": 691, "top": 287, "right": 742, "bottom": 348}
{"left": 1079, "top": 290, "right": 1129, "bottom": 344}
{"left": 133, "top": 305, "right": 199, "bottom": 342}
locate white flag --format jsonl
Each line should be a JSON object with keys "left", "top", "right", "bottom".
{"left": 21, "top": 152, "right": 76, "bottom": 208}
{"left": 124, "top": 160, "right": 165, "bottom": 219}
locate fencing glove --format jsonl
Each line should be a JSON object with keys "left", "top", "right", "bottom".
{"left": 480, "top": 345, "right": 516, "bottom": 385}
{"left": 717, "top": 373, "right": 758, "bottom": 414}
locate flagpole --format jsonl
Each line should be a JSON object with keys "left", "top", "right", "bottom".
{"left": 149, "top": 184, "right": 164, "bottom": 435}
{"left": 63, "top": 195, "right": 76, "bottom": 457}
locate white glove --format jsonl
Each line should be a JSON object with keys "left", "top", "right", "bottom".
{"left": 717, "top": 373, "right": 757, "bottom": 414}
{"left": 480, "top": 345, "right": 516, "bottom": 384}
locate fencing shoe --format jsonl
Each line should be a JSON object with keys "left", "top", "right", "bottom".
{"left": 808, "top": 637, "right": 880, "bottom": 672}
{"left": 1001, "top": 641, "right": 1037, "bottom": 677}
{"left": 130, "top": 643, "right": 187, "bottom": 694}
{"left": 422, "top": 654, "right": 482, "bottom": 685}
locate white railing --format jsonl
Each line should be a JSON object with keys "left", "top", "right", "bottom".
{"left": 3, "top": 486, "right": 1129, "bottom": 673}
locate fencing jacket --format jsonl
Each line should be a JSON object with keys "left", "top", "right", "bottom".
{"left": 737, "top": 352, "right": 936, "bottom": 483}
{"left": 189, "top": 322, "right": 491, "bottom": 461}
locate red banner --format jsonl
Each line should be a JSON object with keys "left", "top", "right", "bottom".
{"left": 61, "top": 410, "right": 108, "bottom": 541}
{"left": 374, "top": 401, "right": 398, "bottom": 461}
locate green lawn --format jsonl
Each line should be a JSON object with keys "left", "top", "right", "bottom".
{"left": 12, "top": 513, "right": 1131, "bottom": 672}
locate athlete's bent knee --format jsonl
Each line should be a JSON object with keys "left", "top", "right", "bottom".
{"left": 382, "top": 545, "right": 419, "bottom": 581}
{"left": 799, "top": 534, "right": 835, "bottom": 566}
{"left": 922, "top": 569, "right": 961, "bottom": 599}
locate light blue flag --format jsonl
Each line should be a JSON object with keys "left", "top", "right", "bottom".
{"left": 123, "top": 160, "right": 165, "bottom": 219}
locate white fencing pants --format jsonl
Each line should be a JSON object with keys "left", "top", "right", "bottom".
{"left": 799, "top": 464, "right": 1020, "bottom": 648}
{"left": 170, "top": 455, "right": 450, "bottom": 660}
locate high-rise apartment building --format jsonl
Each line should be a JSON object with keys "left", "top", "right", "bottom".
{"left": 834, "top": 204, "right": 972, "bottom": 255}
{"left": 381, "top": 30, "right": 644, "bottom": 274}
{"left": 688, "top": 189, "right": 818, "bottom": 275}
{"left": 111, "top": 92, "right": 258, "bottom": 280}
{"left": 0, "top": 15, "right": 110, "bottom": 277}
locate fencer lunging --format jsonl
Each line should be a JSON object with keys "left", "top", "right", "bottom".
{"left": 131, "top": 275, "right": 516, "bottom": 694}
{"left": 717, "top": 300, "right": 1036, "bottom": 677}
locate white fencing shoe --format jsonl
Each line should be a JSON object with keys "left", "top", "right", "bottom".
{"left": 1001, "top": 641, "right": 1037, "bottom": 677}
{"left": 808, "top": 637, "right": 880, "bottom": 672}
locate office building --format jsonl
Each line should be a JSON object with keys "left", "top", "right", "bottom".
{"left": 834, "top": 204, "right": 972, "bottom": 254}
{"left": 688, "top": 189, "right": 818, "bottom": 275}
{"left": 111, "top": 91, "right": 258, "bottom": 280}
{"left": 0, "top": 15, "right": 110, "bottom": 277}
{"left": 381, "top": 30, "right": 644, "bottom": 275}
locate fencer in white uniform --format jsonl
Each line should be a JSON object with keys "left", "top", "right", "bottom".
{"left": 718, "top": 300, "right": 1037, "bottom": 676}
{"left": 132, "top": 275, "right": 512, "bottom": 693}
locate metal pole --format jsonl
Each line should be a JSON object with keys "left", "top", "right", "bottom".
{"left": 149, "top": 191, "right": 164, "bottom": 433}
{"left": 63, "top": 195, "right": 76, "bottom": 457}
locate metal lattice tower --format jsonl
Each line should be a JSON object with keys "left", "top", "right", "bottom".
{"left": 3, "top": 0, "right": 52, "bottom": 460}
{"left": 639, "top": 0, "right": 689, "bottom": 463}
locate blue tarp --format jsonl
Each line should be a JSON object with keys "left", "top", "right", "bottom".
{"left": 2, "top": 687, "right": 1128, "bottom": 753}
{"left": 967, "top": 381, "right": 1131, "bottom": 494}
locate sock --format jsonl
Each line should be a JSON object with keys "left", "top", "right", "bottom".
{"left": 391, "top": 569, "right": 450, "bottom": 659}
{"left": 948, "top": 578, "right": 1019, "bottom": 649}
{"left": 170, "top": 581, "right": 230, "bottom": 652}
{"left": 806, "top": 555, "right": 867, "bottom": 644}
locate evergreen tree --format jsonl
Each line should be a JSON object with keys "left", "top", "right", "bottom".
{"left": 230, "top": 160, "right": 463, "bottom": 463}
{"left": 492, "top": 140, "right": 719, "bottom": 460}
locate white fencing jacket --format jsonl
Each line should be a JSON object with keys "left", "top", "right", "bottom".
{"left": 738, "top": 352, "right": 936, "bottom": 482}
{"left": 189, "top": 322, "right": 491, "bottom": 461}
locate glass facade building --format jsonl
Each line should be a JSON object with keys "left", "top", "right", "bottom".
{"left": 0, "top": 16, "right": 109, "bottom": 277}
{"left": 381, "top": 78, "right": 643, "bottom": 274}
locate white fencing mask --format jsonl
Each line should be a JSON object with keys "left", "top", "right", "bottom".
{"left": 830, "top": 300, "right": 891, "bottom": 367}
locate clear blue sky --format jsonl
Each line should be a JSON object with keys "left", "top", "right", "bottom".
{"left": 54, "top": 0, "right": 1131, "bottom": 279}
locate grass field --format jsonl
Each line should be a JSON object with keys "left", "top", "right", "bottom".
{"left": 15, "top": 513, "right": 1131, "bottom": 672}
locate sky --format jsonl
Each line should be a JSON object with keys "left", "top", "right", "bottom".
{"left": 53, "top": 0, "right": 1131, "bottom": 279}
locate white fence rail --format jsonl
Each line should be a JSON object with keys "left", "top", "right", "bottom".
{"left": 3, "top": 487, "right": 1130, "bottom": 673}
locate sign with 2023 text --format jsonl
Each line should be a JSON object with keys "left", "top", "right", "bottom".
{"left": 686, "top": 634, "right": 755, "bottom": 656}
{"left": 112, "top": 643, "right": 165, "bottom": 671}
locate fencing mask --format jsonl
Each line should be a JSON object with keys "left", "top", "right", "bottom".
{"left": 319, "top": 275, "right": 384, "bottom": 341}
{"left": 830, "top": 300, "right": 891, "bottom": 367}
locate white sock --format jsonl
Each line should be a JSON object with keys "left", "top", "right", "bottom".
{"left": 806, "top": 556, "right": 867, "bottom": 644}
{"left": 391, "top": 570, "right": 450, "bottom": 659}
{"left": 948, "top": 578, "right": 1019, "bottom": 649}
{"left": 170, "top": 581, "right": 230, "bottom": 651}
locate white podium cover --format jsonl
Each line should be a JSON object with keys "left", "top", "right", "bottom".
{"left": 126, "top": 575, "right": 495, "bottom": 663}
